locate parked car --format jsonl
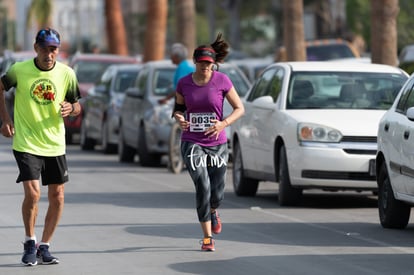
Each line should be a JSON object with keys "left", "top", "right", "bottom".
{"left": 376, "top": 73, "right": 414, "bottom": 229}
{"left": 64, "top": 53, "right": 139, "bottom": 144}
{"left": 80, "top": 63, "right": 142, "bottom": 153}
{"left": 230, "top": 57, "right": 273, "bottom": 82}
{"left": 398, "top": 44, "right": 414, "bottom": 75}
{"left": 231, "top": 61, "right": 408, "bottom": 206}
{"left": 167, "top": 62, "right": 252, "bottom": 173}
{"left": 118, "top": 60, "right": 176, "bottom": 166}
{"left": 306, "top": 39, "right": 359, "bottom": 61}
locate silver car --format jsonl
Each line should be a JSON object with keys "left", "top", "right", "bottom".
{"left": 231, "top": 61, "right": 408, "bottom": 206}
{"left": 80, "top": 64, "right": 142, "bottom": 153}
{"left": 118, "top": 60, "right": 176, "bottom": 166}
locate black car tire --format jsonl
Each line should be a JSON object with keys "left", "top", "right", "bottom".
{"left": 102, "top": 121, "right": 117, "bottom": 154}
{"left": 278, "top": 144, "right": 302, "bottom": 206}
{"left": 65, "top": 132, "right": 73, "bottom": 145}
{"left": 232, "top": 140, "right": 259, "bottom": 196}
{"left": 138, "top": 126, "right": 162, "bottom": 167}
{"left": 377, "top": 161, "right": 410, "bottom": 229}
{"left": 168, "top": 122, "right": 184, "bottom": 174}
{"left": 80, "top": 119, "right": 96, "bottom": 150}
{"left": 118, "top": 127, "right": 135, "bottom": 163}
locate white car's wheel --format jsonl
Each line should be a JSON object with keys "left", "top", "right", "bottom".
{"left": 138, "top": 126, "right": 162, "bottom": 167}
{"left": 278, "top": 145, "right": 302, "bottom": 206}
{"left": 377, "top": 161, "right": 410, "bottom": 229}
{"left": 118, "top": 127, "right": 135, "bottom": 163}
{"left": 102, "top": 121, "right": 117, "bottom": 154}
{"left": 232, "top": 141, "right": 258, "bottom": 196}
{"left": 80, "top": 119, "right": 95, "bottom": 150}
{"left": 168, "top": 122, "right": 184, "bottom": 174}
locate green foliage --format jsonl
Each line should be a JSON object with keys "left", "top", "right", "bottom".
{"left": 397, "top": 0, "right": 414, "bottom": 51}
{"left": 346, "top": 0, "right": 414, "bottom": 53}
{"left": 26, "top": 0, "right": 52, "bottom": 29}
{"left": 345, "top": 0, "right": 371, "bottom": 46}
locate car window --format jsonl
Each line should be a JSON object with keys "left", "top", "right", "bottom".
{"left": 396, "top": 78, "right": 414, "bottom": 113}
{"left": 286, "top": 72, "right": 407, "bottom": 110}
{"left": 247, "top": 68, "right": 278, "bottom": 102}
{"left": 73, "top": 61, "right": 113, "bottom": 83}
{"left": 153, "top": 69, "right": 175, "bottom": 96}
{"left": 220, "top": 67, "right": 250, "bottom": 97}
{"left": 306, "top": 44, "right": 355, "bottom": 61}
{"left": 268, "top": 69, "right": 284, "bottom": 102}
{"left": 114, "top": 70, "right": 139, "bottom": 93}
{"left": 136, "top": 67, "right": 149, "bottom": 96}
{"left": 254, "top": 65, "right": 268, "bottom": 80}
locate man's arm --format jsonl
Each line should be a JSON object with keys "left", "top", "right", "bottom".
{"left": 60, "top": 101, "right": 81, "bottom": 117}
{"left": 0, "top": 81, "right": 14, "bottom": 137}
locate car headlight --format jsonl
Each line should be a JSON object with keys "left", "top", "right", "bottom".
{"left": 149, "top": 104, "right": 175, "bottom": 126}
{"left": 297, "top": 123, "right": 342, "bottom": 142}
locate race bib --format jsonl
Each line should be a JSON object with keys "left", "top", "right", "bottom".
{"left": 189, "top": 112, "right": 216, "bottom": 132}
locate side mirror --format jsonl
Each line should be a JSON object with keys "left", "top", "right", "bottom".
{"left": 125, "top": 87, "right": 142, "bottom": 98}
{"left": 407, "top": 107, "right": 414, "bottom": 121}
{"left": 252, "top": 95, "right": 274, "bottom": 109}
{"left": 94, "top": 85, "right": 107, "bottom": 96}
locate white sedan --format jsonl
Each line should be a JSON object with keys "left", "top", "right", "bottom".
{"left": 231, "top": 61, "right": 408, "bottom": 206}
{"left": 376, "top": 72, "right": 414, "bottom": 229}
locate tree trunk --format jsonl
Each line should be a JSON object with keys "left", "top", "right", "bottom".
{"left": 226, "top": 0, "right": 242, "bottom": 50}
{"left": 175, "top": 0, "right": 196, "bottom": 58}
{"left": 143, "top": 0, "right": 168, "bottom": 62}
{"left": 283, "top": 0, "right": 306, "bottom": 61}
{"left": 105, "top": 0, "right": 129, "bottom": 55}
{"left": 370, "top": 0, "right": 399, "bottom": 66}
{"left": 206, "top": 0, "right": 216, "bottom": 42}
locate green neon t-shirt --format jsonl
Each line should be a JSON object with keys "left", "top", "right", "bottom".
{"left": 2, "top": 59, "right": 80, "bottom": 156}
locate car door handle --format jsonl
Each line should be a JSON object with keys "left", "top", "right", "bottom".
{"left": 384, "top": 123, "right": 389, "bottom": 132}
{"left": 404, "top": 130, "right": 410, "bottom": 140}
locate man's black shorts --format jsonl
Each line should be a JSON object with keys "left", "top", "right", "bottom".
{"left": 13, "top": 150, "right": 68, "bottom": 185}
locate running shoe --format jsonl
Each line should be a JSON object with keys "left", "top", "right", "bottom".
{"left": 200, "top": 237, "right": 215, "bottom": 252}
{"left": 21, "top": 240, "right": 37, "bottom": 266}
{"left": 36, "top": 244, "right": 59, "bottom": 265}
{"left": 211, "top": 210, "right": 222, "bottom": 234}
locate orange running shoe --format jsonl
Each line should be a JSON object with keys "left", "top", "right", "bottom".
{"left": 211, "top": 211, "right": 222, "bottom": 234}
{"left": 201, "top": 237, "right": 215, "bottom": 252}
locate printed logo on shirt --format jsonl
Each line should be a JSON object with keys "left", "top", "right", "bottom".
{"left": 30, "top": 78, "right": 57, "bottom": 105}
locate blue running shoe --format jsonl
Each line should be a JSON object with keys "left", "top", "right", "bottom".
{"left": 21, "top": 240, "right": 37, "bottom": 266}
{"left": 36, "top": 244, "right": 59, "bottom": 265}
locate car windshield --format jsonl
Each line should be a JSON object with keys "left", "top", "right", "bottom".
{"left": 287, "top": 72, "right": 407, "bottom": 110}
{"left": 220, "top": 67, "right": 250, "bottom": 97}
{"left": 73, "top": 61, "right": 116, "bottom": 83}
{"left": 306, "top": 44, "right": 355, "bottom": 61}
{"left": 114, "top": 70, "right": 139, "bottom": 93}
{"left": 153, "top": 68, "right": 175, "bottom": 96}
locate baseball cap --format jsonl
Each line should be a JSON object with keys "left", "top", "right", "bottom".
{"left": 35, "top": 28, "right": 61, "bottom": 47}
{"left": 193, "top": 47, "right": 216, "bottom": 63}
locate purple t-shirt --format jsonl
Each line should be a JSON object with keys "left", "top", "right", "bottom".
{"left": 177, "top": 71, "right": 233, "bottom": 146}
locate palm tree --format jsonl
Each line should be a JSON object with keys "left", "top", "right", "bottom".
{"left": 370, "top": 0, "right": 399, "bottom": 66}
{"left": 105, "top": 0, "right": 129, "bottom": 55}
{"left": 175, "top": 0, "right": 196, "bottom": 57}
{"left": 282, "top": 0, "right": 306, "bottom": 61}
{"left": 26, "top": 0, "right": 52, "bottom": 30}
{"left": 143, "top": 0, "right": 168, "bottom": 62}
